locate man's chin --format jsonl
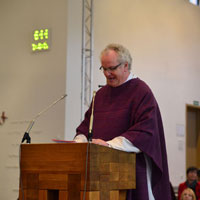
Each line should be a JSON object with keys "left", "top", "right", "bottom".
{"left": 107, "top": 80, "right": 118, "bottom": 87}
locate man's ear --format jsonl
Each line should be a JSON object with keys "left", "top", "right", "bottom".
{"left": 124, "top": 62, "right": 129, "bottom": 72}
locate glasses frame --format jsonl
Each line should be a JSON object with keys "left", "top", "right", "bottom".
{"left": 99, "top": 63, "right": 122, "bottom": 72}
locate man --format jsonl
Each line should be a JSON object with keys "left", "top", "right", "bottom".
{"left": 178, "top": 166, "right": 200, "bottom": 200}
{"left": 74, "top": 44, "right": 171, "bottom": 200}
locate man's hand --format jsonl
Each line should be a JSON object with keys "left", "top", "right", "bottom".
{"left": 92, "top": 139, "right": 109, "bottom": 147}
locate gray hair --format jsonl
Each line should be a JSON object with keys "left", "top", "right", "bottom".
{"left": 100, "top": 44, "right": 132, "bottom": 70}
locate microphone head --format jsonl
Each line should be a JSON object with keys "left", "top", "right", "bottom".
{"left": 61, "top": 94, "right": 67, "bottom": 99}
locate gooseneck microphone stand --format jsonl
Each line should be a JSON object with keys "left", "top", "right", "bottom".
{"left": 21, "top": 94, "right": 67, "bottom": 144}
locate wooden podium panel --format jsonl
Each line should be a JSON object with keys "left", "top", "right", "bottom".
{"left": 19, "top": 143, "right": 135, "bottom": 200}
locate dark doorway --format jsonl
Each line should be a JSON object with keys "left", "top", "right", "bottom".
{"left": 186, "top": 104, "right": 200, "bottom": 169}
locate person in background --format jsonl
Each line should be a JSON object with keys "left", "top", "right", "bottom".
{"left": 74, "top": 44, "right": 171, "bottom": 200}
{"left": 181, "top": 188, "right": 196, "bottom": 200}
{"left": 197, "top": 169, "right": 200, "bottom": 182}
{"left": 178, "top": 167, "right": 200, "bottom": 200}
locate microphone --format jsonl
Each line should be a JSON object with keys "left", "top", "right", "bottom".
{"left": 88, "top": 91, "right": 96, "bottom": 142}
{"left": 21, "top": 94, "right": 67, "bottom": 143}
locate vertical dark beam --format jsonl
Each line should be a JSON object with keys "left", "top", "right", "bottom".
{"left": 68, "top": 174, "right": 81, "bottom": 200}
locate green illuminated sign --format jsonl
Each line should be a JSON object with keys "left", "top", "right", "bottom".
{"left": 32, "top": 29, "right": 50, "bottom": 52}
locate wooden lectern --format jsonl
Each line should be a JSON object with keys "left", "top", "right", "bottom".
{"left": 19, "top": 143, "right": 135, "bottom": 200}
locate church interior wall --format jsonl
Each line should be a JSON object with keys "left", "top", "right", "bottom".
{"left": 0, "top": 0, "right": 200, "bottom": 199}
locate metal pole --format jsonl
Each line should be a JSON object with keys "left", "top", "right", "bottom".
{"left": 81, "top": 0, "right": 94, "bottom": 121}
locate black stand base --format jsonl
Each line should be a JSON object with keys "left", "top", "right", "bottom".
{"left": 88, "top": 132, "right": 93, "bottom": 142}
{"left": 21, "top": 132, "right": 31, "bottom": 143}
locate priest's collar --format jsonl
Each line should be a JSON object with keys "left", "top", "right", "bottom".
{"left": 124, "top": 73, "right": 137, "bottom": 83}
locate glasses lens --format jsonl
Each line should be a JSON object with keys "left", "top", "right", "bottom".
{"left": 100, "top": 63, "right": 121, "bottom": 72}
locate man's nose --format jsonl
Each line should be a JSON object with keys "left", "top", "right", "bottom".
{"left": 104, "top": 69, "right": 112, "bottom": 76}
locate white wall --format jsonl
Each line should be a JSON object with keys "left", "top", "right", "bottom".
{"left": 1, "top": 0, "right": 200, "bottom": 199}
{"left": 0, "top": 0, "right": 67, "bottom": 199}
{"left": 65, "top": 0, "right": 82, "bottom": 140}
{"left": 65, "top": 0, "right": 200, "bottom": 187}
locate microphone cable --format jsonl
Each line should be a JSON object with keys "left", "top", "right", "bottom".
{"left": 82, "top": 142, "right": 90, "bottom": 200}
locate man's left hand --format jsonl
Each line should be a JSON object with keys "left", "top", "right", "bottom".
{"left": 92, "top": 139, "right": 109, "bottom": 147}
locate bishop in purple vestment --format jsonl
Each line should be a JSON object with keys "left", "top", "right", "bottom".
{"left": 74, "top": 44, "right": 172, "bottom": 200}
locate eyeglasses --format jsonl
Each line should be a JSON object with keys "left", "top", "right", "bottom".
{"left": 99, "top": 63, "right": 122, "bottom": 72}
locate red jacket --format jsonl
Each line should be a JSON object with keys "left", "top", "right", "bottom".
{"left": 178, "top": 181, "right": 200, "bottom": 200}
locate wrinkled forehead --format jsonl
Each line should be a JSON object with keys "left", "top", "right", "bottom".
{"left": 101, "top": 50, "right": 119, "bottom": 63}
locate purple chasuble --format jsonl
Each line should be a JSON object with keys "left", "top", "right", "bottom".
{"left": 76, "top": 78, "right": 172, "bottom": 200}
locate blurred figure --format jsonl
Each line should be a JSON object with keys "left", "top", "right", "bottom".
{"left": 178, "top": 167, "right": 200, "bottom": 200}
{"left": 181, "top": 188, "right": 196, "bottom": 200}
{"left": 197, "top": 169, "right": 200, "bottom": 182}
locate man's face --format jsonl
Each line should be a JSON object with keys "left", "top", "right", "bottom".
{"left": 101, "top": 50, "right": 129, "bottom": 87}
{"left": 187, "top": 171, "right": 197, "bottom": 182}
